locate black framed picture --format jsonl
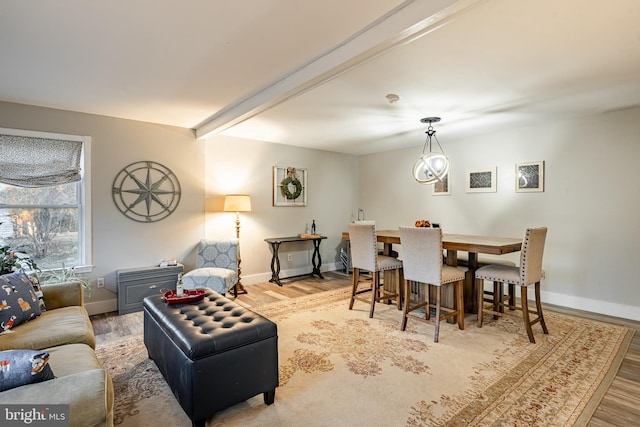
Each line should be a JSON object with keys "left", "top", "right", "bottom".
{"left": 465, "top": 167, "right": 496, "bottom": 193}
{"left": 516, "top": 161, "right": 544, "bottom": 192}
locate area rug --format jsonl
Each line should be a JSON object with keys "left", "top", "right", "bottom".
{"left": 95, "top": 288, "right": 633, "bottom": 426}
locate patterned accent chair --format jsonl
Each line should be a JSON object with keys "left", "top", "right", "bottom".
{"left": 182, "top": 239, "right": 239, "bottom": 296}
{"left": 399, "top": 226, "right": 465, "bottom": 342}
{"left": 347, "top": 222, "right": 402, "bottom": 318}
{"left": 475, "top": 227, "right": 549, "bottom": 343}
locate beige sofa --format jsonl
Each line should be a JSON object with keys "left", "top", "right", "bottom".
{"left": 0, "top": 281, "right": 114, "bottom": 427}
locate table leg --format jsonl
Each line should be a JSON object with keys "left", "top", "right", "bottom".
{"left": 442, "top": 250, "right": 479, "bottom": 316}
{"left": 311, "top": 239, "right": 325, "bottom": 279}
{"left": 268, "top": 242, "right": 283, "bottom": 286}
{"left": 383, "top": 243, "right": 393, "bottom": 256}
{"left": 446, "top": 250, "right": 478, "bottom": 314}
{"left": 467, "top": 252, "right": 479, "bottom": 314}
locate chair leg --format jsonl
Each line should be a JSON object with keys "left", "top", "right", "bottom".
{"left": 508, "top": 284, "right": 516, "bottom": 310}
{"left": 395, "top": 269, "right": 402, "bottom": 310}
{"left": 434, "top": 286, "right": 442, "bottom": 343}
{"left": 521, "top": 285, "right": 536, "bottom": 343}
{"left": 349, "top": 268, "right": 360, "bottom": 310}
{"left": 369, "top": 272, "right": 378, "bottom": 318}
{"left": 477, "top": 278, "right": 484, "bottom": 327}
{"left": 535, "top": 281, "right": 549, "bottom": 334}
{"left": 401, "top": 278, "right": 410, "bottom": 331}
{"left": 456, "top": 280, "right": 464, "bottom": 330}
{"left": 383, "top": 270, "right": 391, "bottom": 305}
{"left": 492, "top": 281, "right": 500, "bottom": 319}
{"left": 422, "top": 283, "right": 431, "bottom": 320}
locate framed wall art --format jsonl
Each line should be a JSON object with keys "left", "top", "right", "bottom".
{"left": 465, "top": 167, "right": 497, "bottom": 193}
{"left": 273, "top": 166, "right": 307, "bottom": 206}
{"left": 432, "top": 172, "right": 450, "bottom": 195}
{"left": 516, "top": 161, "right": 544, "bottom": 192}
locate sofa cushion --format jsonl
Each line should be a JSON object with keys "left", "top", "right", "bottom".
{"left": 0, "top": 344, "right": 114, "bottom": 426}
{"left": 0, "top": 369, "right": 113, "bottom": 427}
{"left": 41, "top": 281, "right": 83, "bottom": 310}
{"left": 0, "top": 349, "right": 55, "bottom": 392}
{"left": 46, "top": 343, "right": 102, "bottom": 376}
{"left": 0, "top": 306, "right": 96, "bottom": 351}
{"left": 0, "top": 270, "right": 41, "bottom": 333}
{"left": 0, "top": 361, "right": 113, "bottom": 427}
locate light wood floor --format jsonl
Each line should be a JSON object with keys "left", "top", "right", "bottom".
{"left": 90, "top": 271, "right": 639, "bottom": 426}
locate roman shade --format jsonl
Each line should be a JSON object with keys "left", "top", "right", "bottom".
{"left": 0, "top": 133, "right": 82, "bottom": 187}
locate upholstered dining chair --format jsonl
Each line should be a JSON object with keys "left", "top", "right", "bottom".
{"left": 399, "top": 226, "right": 465, "bottom": 342}
{"left": 475, "top": 227, "right": 548, "bottom": 343}
{"left": 182, "top": 239, "right": 240, "bottom": 296}
{"left": 347, "top": 222, "right": 402, "bottom": 318}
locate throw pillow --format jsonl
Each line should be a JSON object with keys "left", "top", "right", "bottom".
{"left": 0, "top": 269, "right": 42, "bottom": 333}
{"left": 0, "top": 349, "right": 55, "bottom": 392}
{"left": 30, "top": 277, "right": 47, "bottom": 312}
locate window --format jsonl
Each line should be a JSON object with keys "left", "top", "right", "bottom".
{"left": 0, "top": 128, "right": 92, "bottom": 272}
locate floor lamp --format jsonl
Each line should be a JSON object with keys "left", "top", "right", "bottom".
{"left": 223, "top": 194, "right": 252, "bottom": 295}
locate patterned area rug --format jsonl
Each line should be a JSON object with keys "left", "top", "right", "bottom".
{"left": 95, "top": 288, "right": 633, "bottom": 426}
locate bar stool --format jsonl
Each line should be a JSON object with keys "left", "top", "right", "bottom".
{"left": 475, "top": 227, "right": 549, "bottom": 343}
{"left": 399, "top": 226, "right": 465, "bottom": 342}
{"left": 347, "top": 222, "right": 402, "bottom": 318}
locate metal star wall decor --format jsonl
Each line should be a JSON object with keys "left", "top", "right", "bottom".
{"left": 112, "top": 161, "right": 181, "bottom": 222}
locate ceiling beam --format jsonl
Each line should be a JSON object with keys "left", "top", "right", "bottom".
{"left": 195, "top": 0, "right": 483, "bottom": 139}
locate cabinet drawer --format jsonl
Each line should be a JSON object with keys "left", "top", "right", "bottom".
{"left": 122, "top": 280, "right": 172, "bottom": 313}
{"left": 117, "top": 264, "right": 183, "bottom": 314}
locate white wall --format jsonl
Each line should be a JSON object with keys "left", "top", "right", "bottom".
{"left": 359, "top": 107, "right": 640, "bottom": 320}
{"left": 0, "top": 101, "right": 205, "bottom": 315}
{"left": 202, "top": 135, "right": 359, "bottom": 282}
{"left": 0, "top": 101, "right": 359, "bottom": 315}
{"left": 3, "top": 99, "right": 637, "bottom": 321}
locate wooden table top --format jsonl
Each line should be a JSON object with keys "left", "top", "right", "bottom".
{"left": 265, "top": 235, "right": 327, "bottom": 243}
{"left": 342, "top": 229, "right": 522, "bottom": 255}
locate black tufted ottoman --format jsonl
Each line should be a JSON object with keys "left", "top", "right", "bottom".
{"left": 143, "top": 289, "right": 278, "bottom": 427}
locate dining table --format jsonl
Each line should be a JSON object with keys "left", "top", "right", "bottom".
{"left": 341, "top": 229, "right": 522, "bottom": 314}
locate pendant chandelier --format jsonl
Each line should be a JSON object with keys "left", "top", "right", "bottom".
{"left": 412, "top": 117, "right": 450, "bottom": 184}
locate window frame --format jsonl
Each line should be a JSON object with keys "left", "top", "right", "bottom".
{"left": 0, "top": 127, "right": 92, "bottom": 272}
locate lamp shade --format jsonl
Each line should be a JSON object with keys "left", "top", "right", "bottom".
{"left": 223, "top": 194, "right": 252, "bottom": 212}
{"left": 412, "top": 153, "right": 449, "bottom": 184}
{"left": 412, "top": 116, "right": 449, "bottom": 184}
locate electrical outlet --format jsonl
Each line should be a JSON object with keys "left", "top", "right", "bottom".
{"left": 97, "top": 278, "right": 104, "bottom": 288}
{"left": 287, "top": 253, "right": 293, "bottom": 261}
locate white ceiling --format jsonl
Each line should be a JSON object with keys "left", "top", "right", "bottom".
{"left": 2, "top": 0, "right": 639, "bottom": 155}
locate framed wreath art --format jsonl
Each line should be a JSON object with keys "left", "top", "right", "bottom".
{"left": 273, "top": 166, "right": 307, "bottom": 206}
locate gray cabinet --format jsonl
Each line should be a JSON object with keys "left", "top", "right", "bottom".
{"left": 116, "top": 264, "right": 183, "bottom": 314}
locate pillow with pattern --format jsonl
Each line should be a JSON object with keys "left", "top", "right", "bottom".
{"left": 0, "top": 269, "right": 42, "bottom": 333}
{"left": 0, "top": 349, "right": 55, "bottom": 392}
{"left": 30, "top": 278, "right": 47, "bottom": 312}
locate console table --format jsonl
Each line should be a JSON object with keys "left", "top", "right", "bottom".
{"left": 264, "top": 235, "right": 327, "bottom": 286}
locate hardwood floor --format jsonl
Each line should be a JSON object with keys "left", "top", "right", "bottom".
{"left": 90, "top": 271, "right": 639, "bottom": 426}
{"left": 544, "top": 303, "right": 640, "bottom": 426}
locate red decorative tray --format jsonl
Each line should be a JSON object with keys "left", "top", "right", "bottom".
{"left": 163, "top": 289, "right": 206, "bottom": 305}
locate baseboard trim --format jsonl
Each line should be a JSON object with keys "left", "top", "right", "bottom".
{"left": 240, "top": 262, "right": 343, "bottom": 286}
{"left": 90, "top": 264, "right": 637, "bottom": 322}
{"left": 541, "top": 290, "right": 640, "bottom": 322}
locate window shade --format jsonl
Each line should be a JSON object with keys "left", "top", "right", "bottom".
{"left": 0, "top": 134, "right": 82, "bottom": 187}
